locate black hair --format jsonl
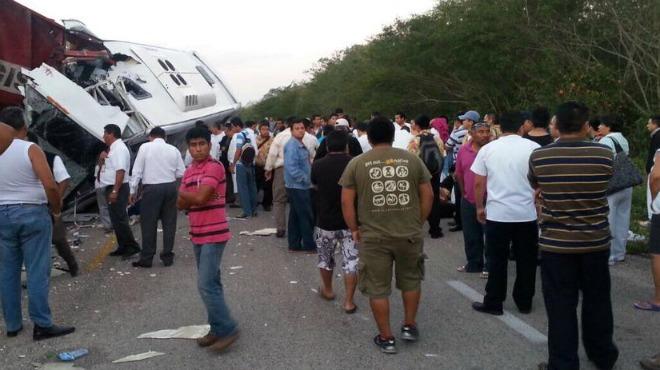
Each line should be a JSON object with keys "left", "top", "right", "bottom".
{"left": 246, "top": 120, "right": 256, "bottom": 127}
{"left": 357, "top": 121, "right": 369, "bottom": 132}
{"left": 328, "top": 113, "right": 338, "bottom": 119}
{"left": 103, "top": 124, "right": 122, "bottom": 138}
{"left": 286, "top": 116, "right": 298, "bottom": 127}
{"left": 588, "top": 117, "right": 601, "bottom": 132}
{"left": 368, "top": 116, "right": 395, "bottom": 145}
{"left": 302, "top": 118, "right": 312, "bottom": 129}
{"left": 325, "top": 130, "right": 348, "bottom": 153}
{"left": 258, "top": 120, "right": 270, "bottom": 129}
{"left": 498, "top": 112, "right": 525, "bottom": 133}
{"left": 334, "top": 108, "right": 344, "bottom": 114}
{"left": 371, "top": 111, "right": 381, "bottom": 118}
{"left": 0, "top": 106, "right": 25, "bottom": 130}
{"left": 415, "top": 114, "right": 431, "bottom": 129}
{"left": 213, "top": 121, "right": 224, "bottom": 129}
{"left": 149, "top": 127, "right": 166, "bottom": 138}
{"left": 531, "top": 106, "right": 550, "bottom": 129}
{"left": 186, "top": 126, "right": 211, "bottom": 143}
{"left": 311, "top": 114, "right": 321, "bottom": 120}
{"left": 194, "top": 120, "right": 206, "bottom": 128}
{"left": 455, "top": 111, "right": 465, "bottom": 120}
{"left": 599, "top": 115, "right": 623, "bottom": 132}
{"left": 395, "top": 112, "right": 406, "bottom": 119}
{"left": 555, "top": 101, "right": 590, "bottom": 134}
{"left": 229, "top": 116, "right": 244, "bottom": 128}
{"left": 651, "top": 116, "right": 660, "bottom": 126}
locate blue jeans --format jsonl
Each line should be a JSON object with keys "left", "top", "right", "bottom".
{"left": 0, "top": 204, "right": 53, "bottom": 330}
{"left": 236, "top": 163, "right": 258, "bottom": 216}
{"left": 286, "top": 188, "right": 315, "bottom": 250}
{"left": 193, "top": 243, "right": 237, "bottom": 337}
{"left": 460, "top": 200, "right": 487, "bottom": 272}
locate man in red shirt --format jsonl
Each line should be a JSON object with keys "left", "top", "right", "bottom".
{"left": 455, "top": 122, "right": 491, "bottom": 276}
{"left": 177, "top": 126, "right": 238, "bottom": 352}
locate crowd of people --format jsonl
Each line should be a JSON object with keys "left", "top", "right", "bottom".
{"left": 0, "top": 103, "right": 659, "bottom": 369}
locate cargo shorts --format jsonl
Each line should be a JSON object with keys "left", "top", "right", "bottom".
{"left": 357, "top": 237, "right": 425, "bottom": 298}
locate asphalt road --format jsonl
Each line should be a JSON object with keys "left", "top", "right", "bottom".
{"left": 1, "top": 208, "right": 658, "bottom": 370}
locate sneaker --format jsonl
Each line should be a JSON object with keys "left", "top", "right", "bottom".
{"left": 197, "top": 333, "right": 219, "bottom": 347}
{"left": 373, "top": 335, "right": 397, "bottom": 354}
{"left": 640, "top": 353, "right": 660, "bottom": 370}
{"left": 400, "top": 324, "right": 419, "bottom": 342}
{"left": 235, "top": 213, "right": 249, "bottom": 219}
{"left": 209, "top": 331, "right": 239, "bottom": 352}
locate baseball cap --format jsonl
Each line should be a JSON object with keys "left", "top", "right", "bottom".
{"left": 335, "top": 118, "right": 350, "bottom": 127}
{"left": 458, "top": 110, "right": 480, "bottom": 122}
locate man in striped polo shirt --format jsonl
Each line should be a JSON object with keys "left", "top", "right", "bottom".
{"left": 177, "top": 126, "right": 239, "bottom": 352}
{"left": 529, "top": 101, "right": 619, "bottom": 370}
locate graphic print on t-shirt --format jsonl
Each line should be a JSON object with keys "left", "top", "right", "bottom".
{"left": 364, "top": 158, "right": 412, "bottom": 211}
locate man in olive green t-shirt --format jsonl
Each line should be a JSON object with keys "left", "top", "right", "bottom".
{"left": 340, "top": 116, "right": 434, "bottom": 354}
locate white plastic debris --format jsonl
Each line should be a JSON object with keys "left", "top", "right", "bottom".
{"left": 424, "top": 354, "right": 439, "bottom": 358}
{"left": 238, "top": 228, "right": 278, "bottom": 236}
{"left": 311, "top": 288, "right": 318, "bottom": 293}
{"left": 289, "top": 281, "right": 298, "bottom": 284}
{"left": 149, "top": 274, "right": 157, "bottom": 278}
{"left": 229, "top": 266, "right": 243, "bottom": 270}
{"left": 112, "top": 351, "right": 165, "bottom": 363}
{"left": 138, "top": 325, "right": 210, "bottom": 339}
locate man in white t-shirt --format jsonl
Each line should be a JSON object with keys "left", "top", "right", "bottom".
{"left": 470, "top": 111, "right": 541, "bottom": 316}
{"left": 210, "top": 122, "right": 225, "bottom": 161}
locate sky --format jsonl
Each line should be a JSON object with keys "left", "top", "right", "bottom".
{"left": 16, "top": 0, "right": 436, "bottom": 105}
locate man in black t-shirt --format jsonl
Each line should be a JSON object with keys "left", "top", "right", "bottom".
{"left": 311, "top": 130, "right": 358, "bottom": 313}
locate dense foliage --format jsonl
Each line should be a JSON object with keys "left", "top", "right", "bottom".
{"left": 243, "top": 0, "right": 659, "bottom": 156}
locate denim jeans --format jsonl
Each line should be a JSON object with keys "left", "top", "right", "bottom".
{"left": 286, "top": 188, "right": 315, "bottom": 250}
{"left": 460, "top": 200, "right": 486, "bottom": 272}
{"left": 0, "top": 204, "right": 53, "bottom": 330}
{"left": 193, "top": 242, "right": 237, "bottom": 337}
{"left": 236, "top": 163, "right": 258, "bottom": 216}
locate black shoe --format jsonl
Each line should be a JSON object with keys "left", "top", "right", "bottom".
{"left": 430, "top": 231, "right": 444, "bottom": 239}
{"left": 7, "top": 325, "right": 22, "bottom": 337}
{"left": 229, "top": 203, "right": 241, "bottom": 209}
{"left": 68, "top": 263, "right": 79, "bottom": 277}
{"left": 33, "top": 324, "right": 75, "bottom": 341}
{"left": 132, "top": 260, "right": 152, "bottom": 268}
{"left": 276, "top": 230, "right": 285, "bottom": 238}
{"left": 373, "top": 335, "right": 397, "bottom": 354}
{"left": 162, "top": 260, "right": 174, "bottom": 267}
{"left": 518, "top": 306, "right": 532, "bottom": 314}
{"left": 109, "top": 249, "right": 125, "bottom": 257}
{"left": 537, "top": 363, "right": 549, "bottom": 370}
{"left": 401, "top": 324, "right": 419, "bottom": 342}
{"left": 263, "top": 206, "right": 272, "bottom": 212}
{"left": 471, "top": 302, "right": 503, "bottom": 316}
{"left": 449, "top": 225, "right": 463, "bottom": 232}
{"left": 448, "top": 221, "right": 456, "bottom": 227}
{"left": 252, "top": 212, "right": 258, "bottom": 217}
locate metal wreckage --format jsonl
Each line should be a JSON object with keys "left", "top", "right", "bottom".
{"left": 0, "top": 0, "right": 239, "bottom": 210}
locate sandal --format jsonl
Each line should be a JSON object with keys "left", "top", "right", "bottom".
{"left": 344, "top": 305, "right": 358, "bottom": 314}
{"left": 633, "top": 301, "right": 660, "bottom": 312}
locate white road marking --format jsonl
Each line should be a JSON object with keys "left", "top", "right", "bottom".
{"left": 447, "top": 280, "right": 548, "bottom": 345}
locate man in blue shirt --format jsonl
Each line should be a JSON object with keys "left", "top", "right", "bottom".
{"left": 284, "top": 118, "right": 315, "bottom": 251}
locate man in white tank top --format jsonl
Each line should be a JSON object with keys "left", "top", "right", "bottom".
{"left": 0, "top": 107, "right": 75, "bottom": 340}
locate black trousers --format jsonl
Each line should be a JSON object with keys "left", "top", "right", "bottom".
{"left": 224, "top": 165, "right": 236, "bottom": 204}
{"left": 541, "top": 251, "right": 619, "bottom": 370}
{"left": 138, "top": 182, "right": 178, "bottom": 264}
{"left": 453, "top": 184, "right": 463, "bottom": 227}
{"left": 255, "top": 165, "right": 272, "bottom": 208}
{"left": 427, "top": 174, "right": 442, "bottom": 235}
{"left": 106, "top": 184, "right": 140, "bottom": 252}
{"left": 483, "top": 220, "right": 538, "bottom": 310}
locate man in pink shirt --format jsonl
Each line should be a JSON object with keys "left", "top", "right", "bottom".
{"left": 177, "top": 126, "right": 238, "bottom": 352}
{"left": 455, "top": 122, "right": 491, "bottom": 276}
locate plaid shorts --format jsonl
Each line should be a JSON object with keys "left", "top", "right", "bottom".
{"left": 314, "top": 228, "right": 358, "bottom": 274}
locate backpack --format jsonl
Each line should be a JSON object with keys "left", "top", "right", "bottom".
{"left": 239, "top": 131, "right": 256, "bottom": 165}
{"left": 418, "top": 133, "right": 443, "bottom": 175}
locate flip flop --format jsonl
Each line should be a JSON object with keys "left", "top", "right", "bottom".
{"left": 633, "top": 301, "right": 660, "bottom": 312}
{"left": 344, "top": 305, "right": 358, "bottom": 314}
{"left": 318, "top": 287, "right": 335, "bottom": 301}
